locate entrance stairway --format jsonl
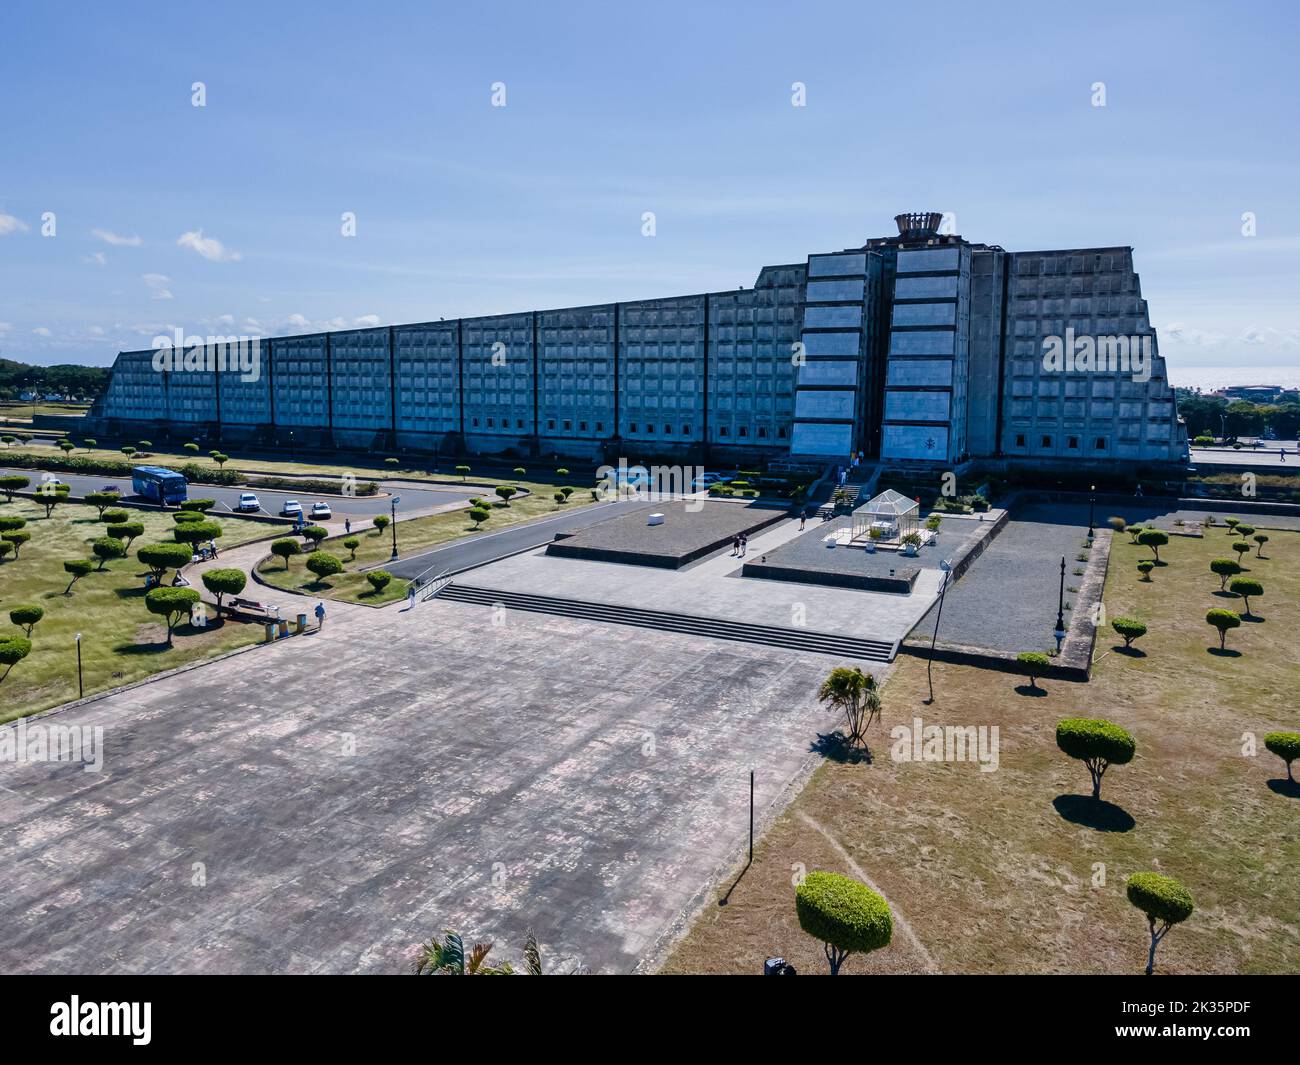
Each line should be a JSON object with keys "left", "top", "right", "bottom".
{"left": 432, "top": 583, "right": 896, "bottom": 661}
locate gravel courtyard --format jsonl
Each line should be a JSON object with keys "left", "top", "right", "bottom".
{"left": 0, "top": 598, "right": 849, "bottom": 974}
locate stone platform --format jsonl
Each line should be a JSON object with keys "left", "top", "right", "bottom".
{"left": 546, "top": 499, "right": 791, "bottom": 569}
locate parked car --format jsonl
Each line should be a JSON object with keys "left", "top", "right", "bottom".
{"left": 310, "top": 501, "right": 332, "bottom": 520}
{"left": 692, "top": 471, "right": 732, "bottom": 489}
{"left": 280, "top": 499, "right": 303, "bottom": 518}
{"left": 236, "top": 492, "right": 261, "bottom": 512}
{"left": 100, "top": 484, "right": 122, "bottom": 494}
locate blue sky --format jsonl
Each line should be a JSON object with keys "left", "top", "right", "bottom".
{"left": 1, "top": 0, "right": 1297, "bottom": 384}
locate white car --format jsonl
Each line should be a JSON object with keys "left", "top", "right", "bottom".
{"left": 310, "top": 501, "right": 332, "bottom": 520}
{"left": 236, "top": 492, "right": 261, "bottom": 512}
{"left": 279, "top": 499, "right": 303, "bottom": 518}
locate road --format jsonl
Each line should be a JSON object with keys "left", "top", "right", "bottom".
{"left": 384, "top": 497, "right": 653, "bottom": 580}
{"left": 1, "top": 466, "right": 472, "bottom": 519}
{"left": 1190, "top": 446, "right": 1299, "bottom": 469}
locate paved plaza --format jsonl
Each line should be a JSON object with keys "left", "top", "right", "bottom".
{"left": 454, "top": 513, "right": 946, "bottom": 647}
{"left": 0, "top": 597, "right": 849, "bottom": 975}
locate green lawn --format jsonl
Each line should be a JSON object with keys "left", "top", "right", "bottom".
{"left": 255, "top": 484, "right": 595, "bottom": 605}
{"left": 663, "top": 525, "right": 1299, "bottom": 975}
{"left": 0, "top": 498, "right": 270, "bottom": 721}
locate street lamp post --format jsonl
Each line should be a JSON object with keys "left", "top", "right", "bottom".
{"left": 925, "top": 559, "right": 953, "bottom": 704}
{"left": 1053, "top": 556, "right": 1067, "bottom": 654}
{"left": 748, "top": 768, "right": 754, "bottom": 865}
{"left": 389, "top": 496, "right": 400, "bottom": 561}
{"left": 75, "top": 631, "right": 83, "bottom": 699}
{"left": 1088, "top": 485, "right": 1096, "bottom": 538}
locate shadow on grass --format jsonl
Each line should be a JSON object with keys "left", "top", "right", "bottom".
{"left": 1212, "top": 589, "right": 1239, "bottom": 598}
{"left": 1207, "top": 646, "right": 1242, "bottom": 658}
{"left": 1240, "top": 613, "right": 1264, "bottom": 623}
{"left": 1052, "top": 794, "right": 1136, "bottom": 832}
{"left": 1014, "top": 684, "right": 1048, "bottom": 697}
{"left": 1266, "top": 778, "right": 1300, "bottom": 798}
{"left": 810, "top": 731, "right": 873, "bottom": 765}
{"left": 113, "top": 641, "right": 170, "bottom": 656}
{"left": 1113, "top": 645, "right": 1147, "bottom": 658}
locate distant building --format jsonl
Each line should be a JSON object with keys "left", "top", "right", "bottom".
{"left": 86, "top": 212, "right": 1187, "bottom": 470}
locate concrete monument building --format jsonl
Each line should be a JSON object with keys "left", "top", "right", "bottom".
{"left": 87, "top": 212, "right": 1187, "bottom": 472}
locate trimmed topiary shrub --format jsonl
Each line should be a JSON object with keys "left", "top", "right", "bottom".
{"left": 201, "top": 568, "right": 247, "bottom": 616}
{"left": 106, "top": 521, "right": 145, "bottom": 547}
{"left": 1017, "top": 651, "right": 1050, "bottom": 690}
{"left": 0, "top": 474, "right": 31, "bottom": 502}
{"left": 1127, "top": 525, "right": 1145, "bottom": 545}
{"left": 62, "top": 558, "right": 93, "bottom": 593}
{"left": 91, "top": 535, "right": 126, "bottom": 570}
{"left": 342, "top": 536, "right": 360, "bottom": 560}
{"left": 270, "top": 538, "right": 300, "bottom": 569}
{"left": 494, "top": 485, "right": 517, "bottom": 505}
{"left": 1205, "top": 608, "right": 1241, "bottom": 650}
{"left": 1111, "top": 617, "right": 1147, "bottom": 648}
{"left": 8, "top": 604, "right": 44, "bottom": 636}
{"left": 172, "top": 510, "right": 205, "bottom": 525}
{"left": 299, "top": 525, "right": 328, "bottom": 547}
{"left": 1263, "top": 732, "right": 1300, "bottom": 783}
{"left": 372, "top": 515, "right": 391, "bottom": 534}
{"left": 144, "top": 586, "right": 201, "bottom": 645}
{"left": 83, "top": 490, "right": 121, "bottom": 517}
{"left": 184, "top": 498, "right": 216, "bottom": 513}
{"left": 1, "top": 527, "right": 31, "bottom": 556}
{"left": 366, "top": 570, "right": 393, "bottom": 594}
{"left": 455, "top": 465, "right": 470, "bottom": 480}
{"left": 1055, "top": 718, "right": 1136, "bottom": 800}
{"left": 1234, "top": 524, "right": 1255, "bottom": 539}
{"left": 1136, "top": 528, "right": 1168, "bottom": 561}
{"left": 1228, "top": 577, "right": 1262, "bottom": 616}
{"left": 305, "top": 550, "right": 344, "bottom": 585}
{"left": 137, "top": 542, "right": 193, "bottom": 581}
{"left": 0, "top": 634, "right": 33, "bottom": 684}
{"left": 173, "top": 519, "right": 222, "bottom": 548}
{"left": 100, "top": 509, "right": 130, "bottom": 525}
{"left": 1252, "top": 533, "right": 1269, "bottom": 556}
{"left": 794, "top": 870, "right": 893, "bottom": 976}
{"left": 1231, "top": 540, "right": 1251, "bottom": 560}
{"left": 1126, "top": 872, "right": 1194, "bottom": 975}
{"left": 1210, "top": 557, "right": 1241, "bottom": 590}
{"left": 468, "top": 507, "right": 491, "bottom": 528}
{"left": 1137, "top": 559, "right": 1155, "bottom": 580}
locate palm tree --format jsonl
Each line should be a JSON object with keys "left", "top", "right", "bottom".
{"left": 817, "top": 666, "right": 882, "bottom": 749}
{"left": 413, "top": 929, "right": 543, "bottom": 975}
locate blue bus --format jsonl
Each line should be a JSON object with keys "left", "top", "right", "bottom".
{"left": 131, "top": 466, "right": 188, "bottom": 505}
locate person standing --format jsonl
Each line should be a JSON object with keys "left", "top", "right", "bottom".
{"left": 314, "top": 601, "right": 326, "bottom": 629}
{"left": 739, "top": 533, "right": 748, "bottom": 558}
{"left": 799, "top": 511, "right": 807, "bottom": 531}
{"left": 731, "top": 535, "right": 740, "bottom": 556}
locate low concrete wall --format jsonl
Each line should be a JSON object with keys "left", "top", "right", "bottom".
{"left": 739, "top": 560, "right": 918, "bottom": 594}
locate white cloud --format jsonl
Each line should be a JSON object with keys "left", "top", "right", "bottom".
{"left": 89, "top": 325, "right": 105, "bottom": 336}
{"left": 92, "top": 228, "right": 142, "bottom": 246}
{"left": 177, "top": 229, "right": 241, "bottom": 262}
{"left": 285, "top": 313, "right": 312, "bottom": 331}
{"left": 32, "top": 326, "right": 52, "bottom": 337}
{"left": 0, "top": 212, "right": 30, "bottom": 236}
{"left": 214, "top": 313, "right": 235, "bottom": 327}
{"left": 142, "top": 273, "right": 174, "bottom": 300}
{"left": 83, "top": 251, "right": 107, "bottom": 265}
{"left": 352, "top": 314, "right": 380, "bottom": 327}
{"left": 0, "top": 321, "right": 11, "bottom": 332}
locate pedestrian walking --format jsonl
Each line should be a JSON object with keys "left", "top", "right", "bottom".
{"left": 739, "top": 533, "right": 748, "bottom": 557}
{"left": 731, "top": 535, "right": 740, "bottom": 556}
{"left": 799, "top": 510, "right": 807, "bottom": 531}
{"left": 209, "top": 539, "right": 218, "bottom": 559}
{"left": 407, "top": 583, "right": 417, "bottom": 607}
{"left": 314, "top": 601, "right": 326, "bottom": 629}
{"left": 345, "top": 518, "right": 352, "bottom": 535}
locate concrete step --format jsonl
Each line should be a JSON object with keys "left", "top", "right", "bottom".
{"left": 435, "top": 583, "right": 895, "bottom": 661}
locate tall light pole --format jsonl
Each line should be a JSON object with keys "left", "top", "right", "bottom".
{"left": 389, "top": 495, "right": 400, "bottom": 561}
{"left": 75, "top": 631, "right": 83, "bottom": 699}
{"left": 1053, "top": 556, "right": 1067, "bottom": 654}
{"left": 1088, "top": 485, "right": 1096, "bottom": 538}
{"left": 925, "top": 559, "right": 953, "bottom": 704}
